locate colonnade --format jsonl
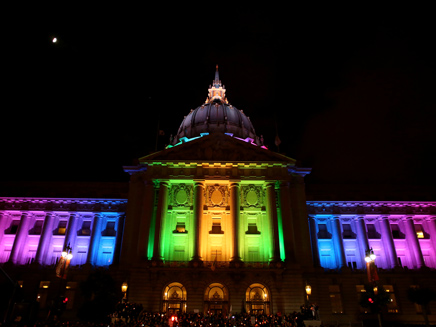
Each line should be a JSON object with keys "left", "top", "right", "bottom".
{"left": 0, "top": 210, "right": 124, "bottom": 266}
{"left": 310, "top": 215, "right": 436, "bottom": 269}
{"left": 148, "top": 179, "right": 294, "bottom": 264}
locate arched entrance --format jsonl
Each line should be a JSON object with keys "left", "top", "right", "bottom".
{"left": 245, "top": 283, "right": 270, "bottom": 314}
{"left": 204, "top": 283, "right": 229, "bottom": 315}
{"left": 162, "top": 282, "right": 187, "bottom": 314}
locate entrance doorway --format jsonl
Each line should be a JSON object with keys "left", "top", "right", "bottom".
{"left": 245, "top": 283, "right": 270, "bottom": 314}
{"left": 162, "top": 282, "right": 187, "bottom": 314}
{"left": 204, "top": 283, "right": 229, "bottom": 315}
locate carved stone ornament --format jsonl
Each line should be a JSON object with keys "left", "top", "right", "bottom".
{"left": 208, "top": 185, "right": 227, "bottom": 207}
{"left": 242, "top": 185, "right": 263, "bottom": 208}
{"left": 171, "top": 184, "right": 192, "bottom": 207}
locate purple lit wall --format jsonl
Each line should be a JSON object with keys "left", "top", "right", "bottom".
{"left": 0, "top": 198, "right": 127, "bottom": 267}
{"left": 307, "top": 201, "right": 436, "bottom": 270}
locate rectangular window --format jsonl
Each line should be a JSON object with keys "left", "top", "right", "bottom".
{"left": 356, "top": 285, "right": 369, "bottom": 313}
{"left": 57, "top": 221, "right": 67, "bottom": 235}
{"left": 210, "top": 218, "right": 223, "bottom": 234}
{"left": 415, "top": 224, "right": 425, "bottom": 239}
{"left": 6, "top": 220, "right": 20, "bottom": 234}
{"left": 175, "top": 222, "right": 186, "bottom": 233}
{"left": 366, "top": 224, "right": 379, "bottom": 239}
{"left": 342, "top": 224, "right": 354, "bottom": 239}
{"left": 384, "top": 285, "right": 399, "bottom": 313}
{"left": 391, "top": 224, "right": 403, "bottom": 239}
{"left": 30, "top": 220, "right": 44, "bottom": 235}
{"left": 80, "top": 221, "right": 91, "bottom": 236}
{"left": 103, "top": 221, "right": 116, "bottom": 236}
{"left": 329, "top": 285, "right": 343, "bottom": 314}
{"left": 318, "top": 224, "right": 330, "bottom": 239}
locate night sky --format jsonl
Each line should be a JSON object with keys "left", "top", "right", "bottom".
{"left": 3, "top": 5, "right": 436, "bottom": 191}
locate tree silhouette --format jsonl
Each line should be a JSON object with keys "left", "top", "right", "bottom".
{"left": 77, "top": 270, "right": 119, "bottom": 323}
{"left": 359, "top": 284, "right": 391, "bottom": 327}
{"left": 407, "top": 286, "right": 436, "bottom": 327}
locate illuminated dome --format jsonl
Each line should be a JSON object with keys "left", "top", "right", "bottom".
{"left": 170, "top": 66, "right": 263, "bottom": 147}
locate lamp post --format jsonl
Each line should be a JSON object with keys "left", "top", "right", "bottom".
{"left": 365, "top": 248, "right": 378, "bottom": 284}
{"left": 305, "top": 284, "right": 312, "bottom": 302}
{"left": 121, "top": 282, "right": 128, "bottom": 303}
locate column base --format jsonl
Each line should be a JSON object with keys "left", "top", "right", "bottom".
{"left": 189, "top": 256, "right": 203, "bottom": 268}
{"left": 229, "top": 258, "right": 244, "bottom": 268}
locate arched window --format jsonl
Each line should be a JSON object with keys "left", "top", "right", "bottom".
{"left": 204, "top": 283, "right": 229, "bottom": 315}
{"left": 162, "top": 282, "right": 187, "bottom": 314}
{"left": 245, "top": 283, "right": 270, "bottom": 314}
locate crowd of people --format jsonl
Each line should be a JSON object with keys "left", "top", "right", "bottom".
{"left": 106, "top": 302, "right": 320, "bottom": 327}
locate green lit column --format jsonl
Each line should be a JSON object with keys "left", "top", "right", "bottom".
{"left": 279, "top": 181, "right": 294, "bottom": 262}
{"left": 230, "top": 181, "right": 242, "bottom": 264}
{"left": 266, "top": 182, "right": 281, "bottom": 262}
{"left": 152, "top": 180, "right": 169, "bottom": 262}
{"left": 191, "top": 180, "right": 204, "bottom": 264}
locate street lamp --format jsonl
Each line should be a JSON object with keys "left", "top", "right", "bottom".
{"left": 305, "top": 284, "right": 312, "bottom": 301}
{"left": 365, "top": 247, "right": 379, "bottom": 284}
{"left": 365, "top": 248, "right": 376, "bottom": 263}
{"left": 121, "top": 282, "right": 128, "bottom": 302}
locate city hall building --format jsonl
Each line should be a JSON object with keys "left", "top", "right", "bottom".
{"left": 1, "top": 68, "right": 436, "bottom": 325}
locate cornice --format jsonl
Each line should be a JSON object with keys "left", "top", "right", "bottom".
{"left": 0, "top": 197, "right": 127, "bottom": 213}
{"left": 306, "top": 201, "right": 436, "bottom": 215}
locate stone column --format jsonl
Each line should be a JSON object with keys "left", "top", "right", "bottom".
{"left": 355, "top": 216, "right": 370, "bottom": 268}
{"left": 379, "top": 217, "right": 399, "bottom": 268}
{"left": 308, "top": 216, "right": 321, "bottom": 267}
{"left": 35, "top": 213, "right": 55, "bottom": 265}
{"left": 63, "top": 213, "right": 79, "bottom": 250}
{"left": 403, "top": 217, "right": 425, "bottom": 268}
{"left": 191, "top": 180, "right": 204, "bottom": 263}
{"left": 112, "top": 214, "right": 125, "bottom": 265}
{"left": 152, "top": 181, "right": 169, "bottom": 261}
{"left": 137, "top": 181, "right": 155, "bottom": 259}
{"left": 332, "top": 217, "right": 346, "bottom": 267}
{"left": 229, "top": 181, "right": 242, "bottom": 263}
{"left": 426, "top": 217, "right": 436, "bottom": 262}
{"left": 87, "top": 214, "right": 103, "bottom": 265}
{"left": 279, "top": 182, "right": 296, "bottom": 262}
{"left": 9, "top": 213, "right": 31, "bottom": 264}
{"left": 265, "top": 182, "right": 281, "bottom": 262}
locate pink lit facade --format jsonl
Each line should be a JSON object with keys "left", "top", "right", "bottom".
{"left": 0, "top": 198, "right": 126, "bottom": 267}
{"left": 307, "top": 201, "right": 436, "bottom": 270}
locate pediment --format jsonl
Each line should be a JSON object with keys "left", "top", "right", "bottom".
{"left": 138, "top": 133, "right": 296, "bottom": 164}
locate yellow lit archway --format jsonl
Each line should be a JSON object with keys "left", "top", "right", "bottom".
{"left": 204, "top": 283, "right": 229, "bottom": 315}
{"left": 162, "top": 282, "right": 187, "bottom": 314}
{"left": 245, "top": 283, "right": 270, "bottom": 314}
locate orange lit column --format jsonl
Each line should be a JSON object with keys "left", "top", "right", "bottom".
{"left": 191, "top": 180, "right": 204, "bottom": 263}
{"left": 230, "top": 181, "right": 242, "bottom": 263}
{"left": 9, "top": 212, "right": 31, "bottom": 264}
{"left": 35, "top": 213, "right": 55, "bottom": 265}
{"left": 152, "top": 181, "right": 169, "bottom": 262}
{"left": 379, "top": 217, "right": 399, "bottom": 268}
{"left": 265, "top": 182, "right": 280, "bottom": 262}
{"left": 403, "top": 217, "right": 425, "bottom": 268}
